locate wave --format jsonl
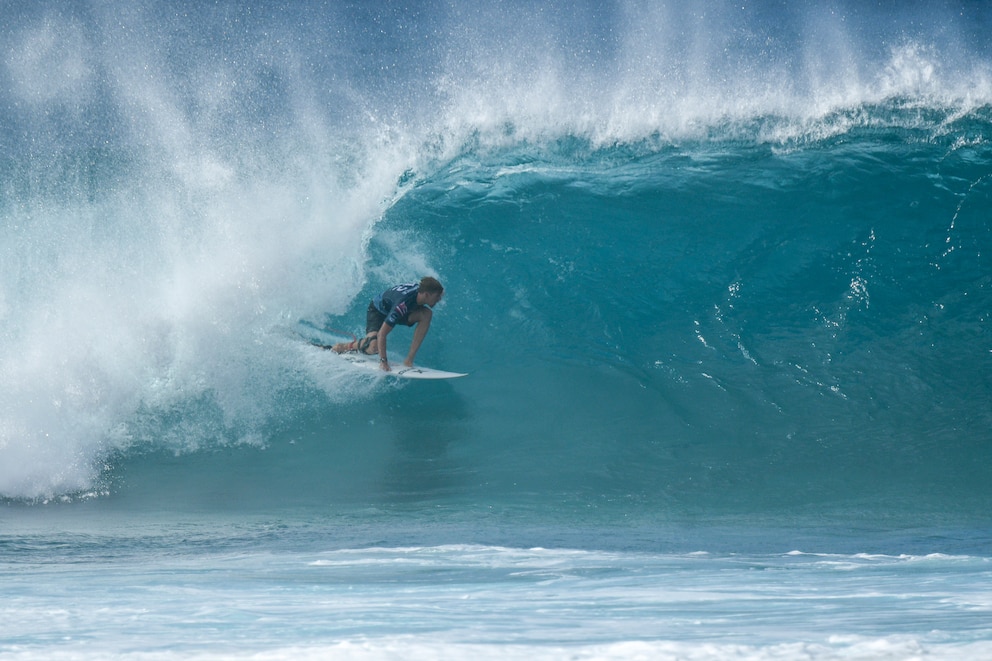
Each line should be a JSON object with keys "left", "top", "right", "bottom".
{"left": 1, "top": 0, "right": 991, "bottom": 503}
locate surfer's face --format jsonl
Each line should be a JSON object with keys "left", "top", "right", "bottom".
{"left": 424, "top": 291, "right": 443, "bottom": 307}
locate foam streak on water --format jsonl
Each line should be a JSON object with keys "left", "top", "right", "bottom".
{"left": 2, "top": 536, "right": 991, "bottom": 661}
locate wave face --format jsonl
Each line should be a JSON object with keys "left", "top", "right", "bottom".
{"left": 1, "top": 0, "right": 990, "bottom": 523}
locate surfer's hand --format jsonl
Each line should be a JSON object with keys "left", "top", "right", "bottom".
{"left": 403, "top": 359, "right": 414, "bottom": 368}
{"left": 379, "top": 359, "right": 391, "bottom": 372}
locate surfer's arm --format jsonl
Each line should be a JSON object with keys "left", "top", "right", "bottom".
{"left": 377, "top": 322, "right": 393, "bottom": 371}
{"left": 403, "top": 306, "right": 433, "bottom": 367}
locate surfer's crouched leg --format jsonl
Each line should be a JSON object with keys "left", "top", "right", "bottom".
{"left": 357, "top": 333, "right": 378, "bottom": 355}
{"left": 330, "top": 333, "right": 376, "bottom": 354}
{"left": 331, "top": 339, "right": 358, "bottom": 353}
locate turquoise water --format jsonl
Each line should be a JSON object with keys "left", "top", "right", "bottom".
{"left": 2, "top": 1, "right": 991, "bottom": 658}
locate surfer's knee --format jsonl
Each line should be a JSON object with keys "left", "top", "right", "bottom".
{"left": 357, "top": 333, "right": 378, "bottom": 354}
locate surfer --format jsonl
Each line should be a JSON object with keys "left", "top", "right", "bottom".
{"left": 332, "top": 277, "right": 445, "bottom": 371}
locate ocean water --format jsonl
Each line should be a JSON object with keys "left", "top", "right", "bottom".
{"left": 2, "top": 1, "right": 991, "bottom": 659}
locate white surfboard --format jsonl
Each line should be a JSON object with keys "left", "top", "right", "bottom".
{"left": 308, "top": 339, "right": 467, "bottom": 380}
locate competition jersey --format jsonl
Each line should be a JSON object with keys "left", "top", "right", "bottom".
{"left": 373, "top": 283, "right": 420, "bottom": 327}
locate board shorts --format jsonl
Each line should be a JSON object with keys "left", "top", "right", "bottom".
{"left": 366, "top": 301, "right": 386, "bottom": 334}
